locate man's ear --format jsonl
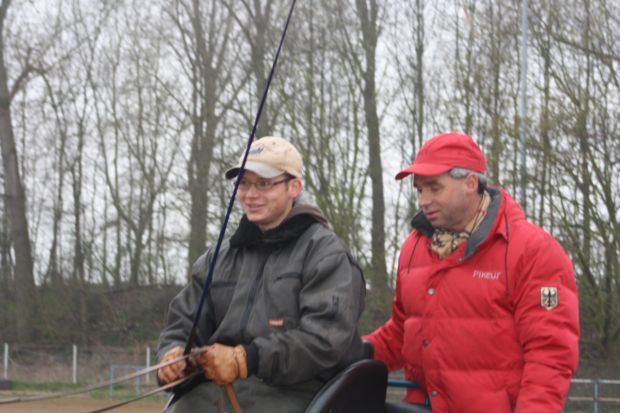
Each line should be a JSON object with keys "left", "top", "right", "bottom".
{"left": 289, "top": 178, "right": 302, "bottom": 197}
{"left": 465, "top": 173, "right": 479, "bottom": 194}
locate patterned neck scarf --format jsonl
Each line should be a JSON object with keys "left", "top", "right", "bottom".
{"left": 430, "top": 191, "right": 491, "bottom": 259}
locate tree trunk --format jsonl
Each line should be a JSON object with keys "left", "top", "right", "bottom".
{"left": 414, "top": 0, "right": 425, "bottom": 148}
{"left": 355, "top": 0, "right": 390, "bottom": 323}
{"left": 186, "top": 0, "right": 220, "bottom": 268}
{"left": 0, "top": 0, "right": 37, "bottom": 342}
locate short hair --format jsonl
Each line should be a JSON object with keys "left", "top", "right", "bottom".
{"left": 448, "top": 167, "right": 487, "bottom": 194}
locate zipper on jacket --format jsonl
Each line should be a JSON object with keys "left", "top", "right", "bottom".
{"left": 240, "top": 254, "right": 271, "bottom": 343}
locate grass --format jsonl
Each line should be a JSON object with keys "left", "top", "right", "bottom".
{"left": 12, "top": 381, "right": 82, "bottom": 392}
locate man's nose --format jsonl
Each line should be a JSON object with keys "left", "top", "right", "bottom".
{"left": 418, "top": 191, "right": 430, "bottom": 208}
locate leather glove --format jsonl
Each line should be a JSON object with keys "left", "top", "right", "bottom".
{"left": 157, "top": 346, "right": 187, "bottom": 384}
{"left": 195, "top": 343, "right": 248, "bottom": 385}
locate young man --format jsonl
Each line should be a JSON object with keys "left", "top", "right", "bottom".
{"left": 157, "top": 136, "right": 367, "bottom": 412}
{"left": 365, "top": 133, "right": 579, "bottom": 412}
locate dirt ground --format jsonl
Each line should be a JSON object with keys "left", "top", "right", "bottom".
{"left": 0, "top": 395, "right": 165, "bottom": 413}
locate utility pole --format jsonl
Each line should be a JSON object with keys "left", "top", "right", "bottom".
{"left": 518, "top": 0, "right": 529, "bottom": 211}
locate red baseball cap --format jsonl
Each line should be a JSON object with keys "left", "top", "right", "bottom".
{"left": 395, "top": 132, "right": 486, "bottom": 180}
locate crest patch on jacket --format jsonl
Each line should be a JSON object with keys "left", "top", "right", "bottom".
{"left": 540, "top": 286, "right": 559, "bottom": 310}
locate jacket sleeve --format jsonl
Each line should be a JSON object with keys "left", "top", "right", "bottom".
{"left": 157, "top": 252, "right": 216, "bottom": 361}
{"left": 364, "top": 230, "right": 422, "bottom": 371}
{"left": 363, "top": 243, "right": 408, "bottom": 371}
{"left": 512, "top": 230, "right": 579, "bottom": 412}
{"left": 251, "top": 234, "right": 366, "bottom": 385}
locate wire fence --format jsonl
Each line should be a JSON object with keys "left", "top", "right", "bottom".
{"left": 566, "top": 378, "right": 620, "bottom": 413}
{"left": 2, "top": 343, "right": 156, "bottom": 385}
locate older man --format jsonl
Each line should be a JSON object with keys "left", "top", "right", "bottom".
{"left": 158, "top": 136, "right": 367, "bottom": 412}
{"left": 365, "top": 132, "right": 579, "bottom": 412}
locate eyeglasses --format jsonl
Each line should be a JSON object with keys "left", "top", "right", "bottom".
{"left": 237, "top": 177, "right": 292, "bottom": 193}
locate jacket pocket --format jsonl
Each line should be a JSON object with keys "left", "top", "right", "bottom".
{"left": 264, "top": 272, "right": 302, "bottom": 326}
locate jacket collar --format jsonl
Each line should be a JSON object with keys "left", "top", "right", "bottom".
{"left": 464, "top": 188, "right": 501, "bottom": 259}
{"left": 230, "top": 199, "right": 327, "bottom": 249}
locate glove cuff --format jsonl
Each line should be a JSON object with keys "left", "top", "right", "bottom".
{"left": 233, "top": 345, "right": 248, "bottom": 379}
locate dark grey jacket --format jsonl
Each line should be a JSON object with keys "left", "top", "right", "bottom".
{"left": 158, "top": 201, "right": 367, "bottom": 410}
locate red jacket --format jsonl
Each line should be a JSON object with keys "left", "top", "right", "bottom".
{"left": 366, "top": 188, "right": 579, "bottom": 413}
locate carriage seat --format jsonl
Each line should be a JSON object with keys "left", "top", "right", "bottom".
{"left": 304, "top": 359, "right": 432, "bottom": 413}
{"left": 304, "top": 359, "right": 387, "bottom": 413}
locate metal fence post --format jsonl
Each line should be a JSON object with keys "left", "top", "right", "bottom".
{"left": 3, "top": 343, "right": 8, "bottom": 379}
{"left": 72, "top": 344, "right": 78, "bottom": 384}
{"left": 109, "top": 365, "right": 115, "bottom": 396}
{"left": 594, "top": 379, "right": 599, "bottom": 413}
{"left": 145, "top": 347, "right": 151, "bottom": 385}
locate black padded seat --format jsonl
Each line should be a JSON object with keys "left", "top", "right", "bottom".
{"left": 304, "top": 359, "right": 388, "bottom": 413}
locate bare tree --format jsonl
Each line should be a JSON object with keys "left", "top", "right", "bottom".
{"left": 328, "top": 0, "right": 390, "bottom": 324}
{"left": 39, "top": 71, "right": 69, "bottom": 288}
{"left": 393, "top": 0, "right": 426, "bottom": 151}
{"left": 354, "top": 0, "right": 390, "bottom": 323}
{"left": 541, "top": 0, "right": 620, "bottom": 361}
{"left": 276, "top": 1, "right": 369, "bottom": 256}
{"left": 388, "top": 0, "right": 428, "bottom": 235}
{"left": 92, "top": 4, "right": 179, "bottom": 286}
{"left": 0, "top": 0, "right": 37, "bottom": 342}
{"left": 529, "top": 0, "right": 558, "bottom": 227}
{"left": 450, "top": 0, "right": 478, "bottom": 134}
{"left": 166, "top": 0, "right": 243, "bottom": 269}
{"left": 224, "top": 0, "right": 291, "bottom": 138}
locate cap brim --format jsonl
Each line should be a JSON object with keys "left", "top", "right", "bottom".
{"left": 395, "top": 163, "right": 453, "bottom": 180}
{"left": 225, "top": 161, "right": 284, "bottom": 180}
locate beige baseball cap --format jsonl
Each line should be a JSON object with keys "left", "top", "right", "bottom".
{"left": 225, "top": 136, "right": 303, "bottom": 180}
